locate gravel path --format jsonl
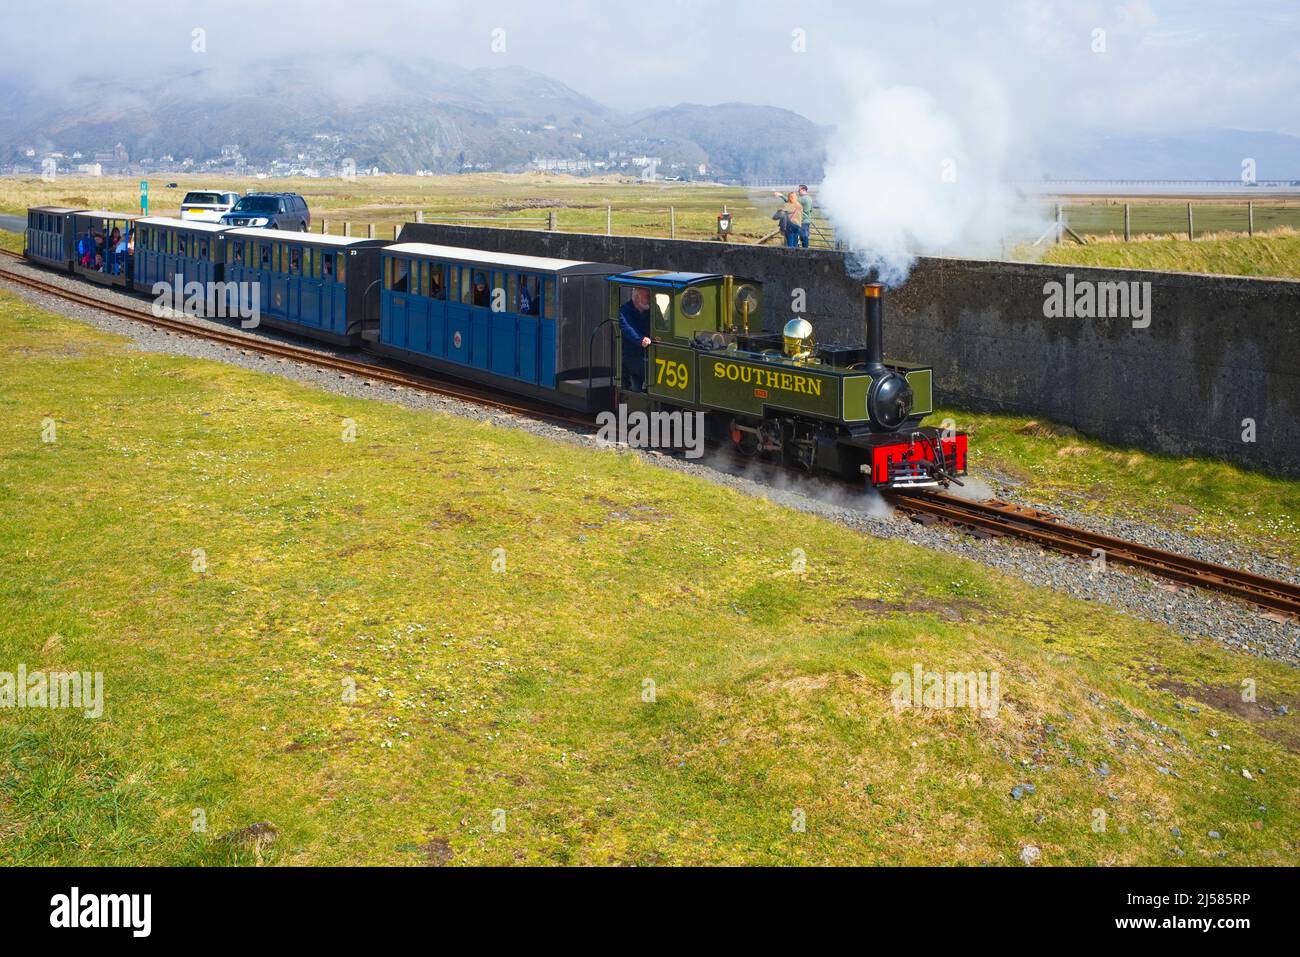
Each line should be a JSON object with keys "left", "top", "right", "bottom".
{"left": 4, "top": 259, "right": 1297, "bottom": 667}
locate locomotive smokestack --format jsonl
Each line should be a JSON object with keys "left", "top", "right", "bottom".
{"left": 863, "top": 282, "right": 886, "bottom": 372}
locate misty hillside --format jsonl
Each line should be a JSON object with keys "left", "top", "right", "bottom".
{"left": 0, "top": 57, "right": 826, "bottom": 181}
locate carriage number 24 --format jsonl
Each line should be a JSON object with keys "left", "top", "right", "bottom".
{"left": 655, "top": 358, "right": 689, "bottom": 390}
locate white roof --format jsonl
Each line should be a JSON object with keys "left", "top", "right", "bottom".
{"left": 75, "top": 209, "right": 143, "bottom": 220}
{"left": 137, "top": 216, "right": 232, "bottom": 233}
{"left": 386, "top": 241, "right": 602, "bottom": 272}
{"left": 225, "top": 227, "right": 383, "bottom": 247}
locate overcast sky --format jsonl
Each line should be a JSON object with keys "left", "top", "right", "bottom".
{"left": 2, "top": 0, "right": 1296, "bottom": 135}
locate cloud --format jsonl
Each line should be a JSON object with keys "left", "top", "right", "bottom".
{"left": 0, "top": 0, "right": 1294, "bottom": 134}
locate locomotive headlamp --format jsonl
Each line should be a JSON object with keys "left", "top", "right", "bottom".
{"left": 783, "top": 317, "right": 814, "bottom": 359}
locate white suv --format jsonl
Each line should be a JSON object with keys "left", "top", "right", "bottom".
{"left": 179, "top": 190, "right": 240, "bottom": 223}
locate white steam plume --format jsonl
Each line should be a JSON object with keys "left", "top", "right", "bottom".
{"left": 818, "top": 66, "right": 1049, "bottom": 285}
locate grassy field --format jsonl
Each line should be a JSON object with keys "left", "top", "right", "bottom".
{"left": 3, "top": 174, "right": 1297, "bottom": 277}
{"left": 1, "top": 290, "right": 1298, "bottom": 866}
{"left": 1039, "top": 228, "right": 1300, "bottom": 280}
{"left": 0, "top": 173, "right": 791, "bottom": 244}
{"left": 1060, "top": 200, "right": 1300, "bottom": 238}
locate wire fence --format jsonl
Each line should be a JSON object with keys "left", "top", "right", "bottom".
{"left": 1042, "top": 200, "right": 1300, "bottom": 243}
{"left": 315, "top": 205, "right": 843, "bottom": 248}
{"left": 311, "top": 199, "right": 1294, "bottom": 249}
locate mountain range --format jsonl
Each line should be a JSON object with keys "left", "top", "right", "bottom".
{"left": 0, "top": 57, "right": 826, "bottom": 181}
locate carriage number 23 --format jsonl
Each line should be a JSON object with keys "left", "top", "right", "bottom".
{"left": 655, "top": 358, "right": 689, "bottom": 390}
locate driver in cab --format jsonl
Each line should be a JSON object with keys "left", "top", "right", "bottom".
{"left": 619, "top": 286, "right": 653, "bottom": 391}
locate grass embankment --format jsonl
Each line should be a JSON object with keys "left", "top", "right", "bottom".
{"left": 940, "top": 407, "right": 1300, "bottom": 564}
{"left": 1038, "top": 228, "right": 1300, "bottom": 280}
{"left": 1, "top": 291, "right": 1298, "bottom": 865}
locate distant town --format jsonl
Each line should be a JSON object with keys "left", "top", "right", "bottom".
{"left": 3, "top": 133, "right": 707, "bottom": 182}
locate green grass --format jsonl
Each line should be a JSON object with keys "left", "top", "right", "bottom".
{"left": 1038, "top": 229, "right": 1300, "bottom": 280}
{"left": 0, "top": 173, "right": 791, "bottom": 244}
{"left": 1, "top": 290, "right": 1298, "bottom": 866}
{"left": 0, "top": 230, "right": 23, "bottom": 254}
{"left": 1060, "top": 202, "right": 1300, "bottom": 238}
{"left": 936, "top": 406, "right": 1300, "bottom": 563}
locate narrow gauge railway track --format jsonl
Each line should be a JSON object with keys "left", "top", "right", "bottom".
{"left": 0, "top": 251, "right": 592, "bottom": 428}
{"left": 894, "top": 493, "right": 1300, "bottom": 619}
{"left": 4, "top": 248, "right": 1297, "bottom": 619}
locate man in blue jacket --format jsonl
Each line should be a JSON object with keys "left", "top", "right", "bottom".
{"left": 619, "top": 286, "right": 652, "bottom": 391}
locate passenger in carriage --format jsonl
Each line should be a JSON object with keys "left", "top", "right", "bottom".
{"left": 517, "top": 276, "right": 538, "bottom": 315}
{"left": 429, "top": 267, "right": 444, "bottom": 299}
{"left": 112, "top": 228, "right": 128, "bottom": 274}
{"left": 471, "top": 272, "right": 490, "bottom": 307}
{"left": 106, "top": 227, "right": 123, "bottom": 273}
{"left": 76, "top": 230, "right": 94, "bottom": 266}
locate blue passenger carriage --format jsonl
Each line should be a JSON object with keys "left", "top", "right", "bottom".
{"left": 133, "top": 217, "right": 230, "bottom": 290}
{"left": 70, "top": 210, "right": 143, "bottom": 287}
{"left": 373, "top": 243, "right": 626, "bottom": 409}
{"left": 223, "top": 229, "right": 387, "bottom": 346}
{"left": 25, "top": 206, "right": 85, "bottom": 271}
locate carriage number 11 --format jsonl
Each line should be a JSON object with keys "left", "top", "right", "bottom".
{"left": 655, "top": 358, "right": 689, "bottom": 390}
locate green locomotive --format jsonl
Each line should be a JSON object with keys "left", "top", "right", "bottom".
{"left": 609, "top": 271, "right": 967, "bottom": 490}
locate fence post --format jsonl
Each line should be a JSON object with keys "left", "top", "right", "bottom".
{"left": 670, "top": 206, "right": 676, "bottom": 239}
{"left": 394, "top": 224, "right": 400, "bottom": 240}
{"left": 367, "top": 223, "right": 375, "bottom": 239}
{"left": 606, "top": 205, "right": 611, "bottom": 236}
{"left": 547, "top": 211, "right": 557, "bottom": 231}
{"left": 415, "top": 210, "right": 424, "bottom": 224}
{"left": 1123, "top": 204, "right": 1130, "bottom": 242}
{"left": 321, "top": 219, "right": 329, "bottom": 235}
{"left": 1054, "top": 203, "right": 1062, "bottom": 244}
{"left": 343, "top": 221, "right": 351, "bottom": 237}
{"left": 1247, "top": 201, "right": 1254, "bottom": 238}
{"left": 1187, "top": 203, "right": 1193, "bottom": 240}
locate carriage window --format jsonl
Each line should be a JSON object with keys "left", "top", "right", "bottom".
{"left": 308, "top": 248, "right": 319, "bottom": 279}
{"left": 516, "top": 274, "right": 540, "bottom": 315}
{"left": 231, "top": 240, "right": 244, "bottom": 265}
{"left": 543, "top": 277, "right": 557, "bottom": 318}
{"left": 506, "top": 273, "right": 517, "bottom": 313}
{"left": 417, "top": 261, "right": 428, "bottom": 297}
{"left": 428, "top": 263, "right": 446, "bottom": 299}
{"left": 289, "top": 246, "right": 301, "bottom": 274}
{"left": 198, "top": 237, "right": 209, "bottom": 260}
{"left": 394, "top": 257, "right": 409, "bottom": 292}
{"left": 336, "top": 251, "right": 346, "bottom": 284}
{"left": 321, "top": 251, "right": 334, "bottom": 281}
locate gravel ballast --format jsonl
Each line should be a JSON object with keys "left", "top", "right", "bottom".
{"left": 4, "top": 260, "right": 1297, "bottom": 667}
